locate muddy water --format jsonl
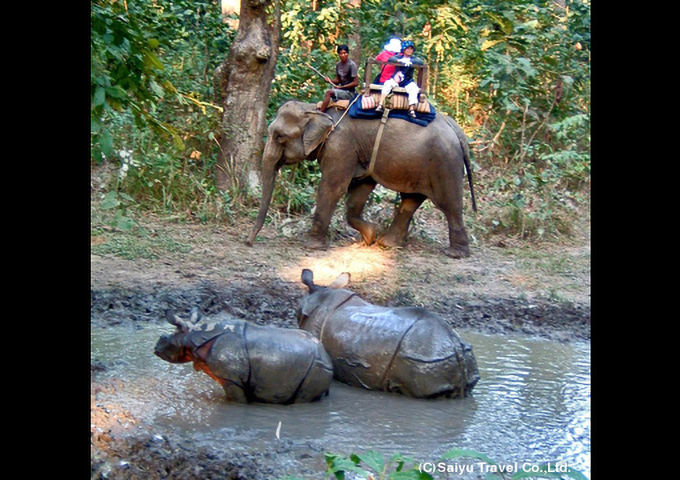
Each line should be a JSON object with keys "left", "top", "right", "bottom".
{"left": 91, "top": 324, "right": 590, "bottom": 478}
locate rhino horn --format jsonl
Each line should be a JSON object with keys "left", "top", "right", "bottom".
{"left": 329, "top": 272, "right": 351, "bottom": 289}
{"left": 165, "top": 310, "right": 191, "bottom": 332}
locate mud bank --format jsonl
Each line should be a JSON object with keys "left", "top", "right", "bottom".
{"left": 91, "top": 279, "right": 590, "bottom": 342}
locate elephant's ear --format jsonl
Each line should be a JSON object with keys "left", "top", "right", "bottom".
{"left": 302, "top": 112, "right": 334, "bottom": 156}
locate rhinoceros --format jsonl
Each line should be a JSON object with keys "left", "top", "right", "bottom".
{"left": 298, "top": 269, "right": 480, "bottom": 399}
{"left": 154, "top": 308, "right": 334, "bottom": 404}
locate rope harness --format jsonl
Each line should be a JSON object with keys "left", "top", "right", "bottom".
{"left": 331, "top": 92, "right": 362, "bottom": 128}
{"left": 365, "top": 106, "right": 390, "bottom": 178}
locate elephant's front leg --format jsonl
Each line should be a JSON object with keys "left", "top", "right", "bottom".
{"left": 346, "top": 178, "right": 378, "bottom": 245}
{"left": 378, "top": 193, "right": 426, "bottom": 247}
{"left": 309, "top": 170, "right": 353, "bottom": 250}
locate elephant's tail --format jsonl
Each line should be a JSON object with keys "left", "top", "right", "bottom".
{"left": 460, "top": 137, "right": 477, "bottom": 214}
{"left": 444, "top": 115, "right": 477, "bottom": 213}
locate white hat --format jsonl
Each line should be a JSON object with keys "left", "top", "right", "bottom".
{"left": 383, "top": 38, "right": 402, "bottom": 53}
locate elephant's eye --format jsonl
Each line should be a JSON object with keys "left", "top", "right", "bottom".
{"left": 276, "top": 134, "right": 288, "bottom": 144}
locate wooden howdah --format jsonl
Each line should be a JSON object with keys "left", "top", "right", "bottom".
{"left": 360, "top": 58, "right": 431, "bottom": 113}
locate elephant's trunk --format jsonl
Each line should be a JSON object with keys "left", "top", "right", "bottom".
{"left": 246, "top": 139, "right": 281, "bottom": 246}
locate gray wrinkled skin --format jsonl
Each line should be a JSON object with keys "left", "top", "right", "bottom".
{"left": 154, "top": 309, "right": 333, "bottom": 404}
{"left": 298, "top": 270, "right": 480, "bottom": 399}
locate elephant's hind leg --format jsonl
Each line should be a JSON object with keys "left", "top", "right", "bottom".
{"left": 346, "top": 178, "right": 379, "bottom": 245}
{"left": 378, "top": 193, "right": 426, "bottom": 247}
{"left": 430, "top": 193, "right": 470, "bottom": 258}
{"left": 442, "top": 205, "right": 470, "bottom": 258}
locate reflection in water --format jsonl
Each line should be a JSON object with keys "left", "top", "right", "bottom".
{"left": 92, "top": 324, "right": 590, "bottom": 478}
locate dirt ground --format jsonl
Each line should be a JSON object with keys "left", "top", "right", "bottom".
{"left": 91, "top": 209, "right": 590, "bottom": 479}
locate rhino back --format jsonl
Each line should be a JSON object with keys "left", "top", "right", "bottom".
{"left": 320, "top": 301, "right": 419, "bottom": 390}
{"left": 389, "top": 312, "right": 480, "bottom": 398}
{"left": 243, "top": 324, "right": 332, "bottom": 404}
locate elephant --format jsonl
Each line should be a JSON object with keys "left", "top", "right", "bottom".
{"left": 246, "top": 100, "right": 477, "bottom": 258}
{"left": 297, "top": 269, "right": 480, "bottom": 399}
{"left": 154, "top": 308, "right": 334, "bottom": 404}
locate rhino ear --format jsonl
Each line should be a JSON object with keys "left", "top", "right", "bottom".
{"left": 301, "top": 269, "right": 318, "bottom": 293}
{"left": 329, "top": 272, "right": 351, "bottom": 289}
{"left": 189, "top": 306, "right": 203, "bottom": 324}
{"left": 165, "top": 310, "right": 190, "bottom": 332}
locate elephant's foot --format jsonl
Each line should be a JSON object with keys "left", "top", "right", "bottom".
{"left": 357, "top": 223, "right": 378, "bottom": 246}
{"left": 376, "top": 233, "right": 406, "bottom": 248}
{"left": 308, "top": 235, "right": 329, "bottom": 251}
{"left": 443, "top": 244, "right": 470, "bottom": 259}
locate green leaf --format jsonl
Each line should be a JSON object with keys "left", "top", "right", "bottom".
{"left": 172, "top": 133, "right": 186, "bottom": 150}
{"left": 91, "top": 118, "right": 101, "bottom": 134}
{"left": 325, "top": 454, "right": 371, "bottom": 480}
{"left": 105, "top": 85, "right": 127, "bottom": 99}
{"left": 100, "top": 128, "right": 114, "bottom": 157}
{"left": 100, "top": 191, "right": 120, "bottom": 210}
{"left": 481, "top": 38, "right": 505, "bottom": 51}
{"left": 114, "top": 213, "right": 137, "bottom": 231}
{"left": 521, "top": 20, "right": 540, "bottom": 30}
{"left": 118, "top": 192, "right": 136, "bottom": 203}
{"left": 149, "top": 80, "right": 165, "bottom": 98}
{"left": 354, "top": 450, "right": 385, "bottom": 473}
{"left": 143, "top": 51, "right": 164, "bottom": 71}
{"left": 93, "top": 86, "right": 106, "bottom": 106}
{"left": 486, "top": 12, "right": 514, "bottom": 35}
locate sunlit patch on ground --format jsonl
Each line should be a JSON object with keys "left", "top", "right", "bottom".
{"left": 278, "top": 242, "right": 397, "bottom": 287}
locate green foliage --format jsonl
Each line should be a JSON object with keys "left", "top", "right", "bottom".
{"left": 91, "top": 0, "right": 173, "bottom": 161}
{"left": 307, "top": 448, "right": 588, "bottom": 480}
{"left": 324, "top": 450, "right": 432, "bottom": 480}
{"left": 271, "top": 162, "right": 322, "bottom": 216}
{"left": 98, "top": 190, "right": 139, "bottom": 231}
{"left": 91, "top": 0, "right": 235, "bottom": 219}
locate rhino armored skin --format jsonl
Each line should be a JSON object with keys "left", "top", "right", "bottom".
{"left": 154, "top": 308, "right": 334, "bottom": 404}
{"left": 298, "top": 269, "right": 480, "bottom": 399}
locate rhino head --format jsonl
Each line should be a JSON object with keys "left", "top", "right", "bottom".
{"left": 153, "top": 307, "right": 204, "bottom": 363}
{"left": 298, "top": 269, "right": 352, "bottom": 331}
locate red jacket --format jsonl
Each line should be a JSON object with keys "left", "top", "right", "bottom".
{"left": 376, "top": 50, "right": 398, "bottom": 83}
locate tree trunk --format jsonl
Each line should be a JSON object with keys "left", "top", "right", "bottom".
{"left": 347, "top": 0, "right": 362, "bottom": 68}
{"left": 214, "top": 0, "right": 281, "bottom": 195}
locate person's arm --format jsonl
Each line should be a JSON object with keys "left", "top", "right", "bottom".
{"left": 323, "top": 65, "right": 341, "bottom": 87}
{"left": 338, "top": 75, "right": 359, "bottom": 90}
{"left": 323, "top": 75, "right": 340, "bottom": 87}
